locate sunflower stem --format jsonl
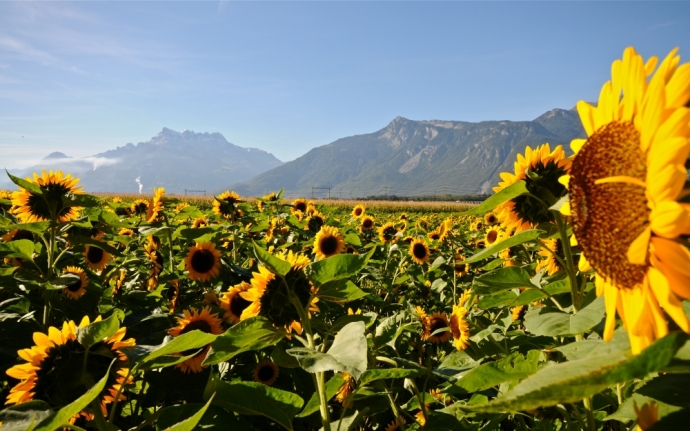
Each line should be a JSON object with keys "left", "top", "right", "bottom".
{"left": 582, "top": 396, "right": 596, "bottom": 431}
{"left": 554, "top": 213, "right": 581, "bottom": 311}
{"left": 316, "top": 371, "right": 332, "bottom": 431}
{"left": 108, "top": 366, "right": 133, "bottom": 425}
{"left": 409, "top": 378, "right": 428, "bottom": 425}
{"left": 162, "top": 213, "right": 175, "bottom": 273}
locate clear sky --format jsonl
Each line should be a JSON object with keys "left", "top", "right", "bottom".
{"left": 1, "top": 1, "right": 688, "bottom": 168}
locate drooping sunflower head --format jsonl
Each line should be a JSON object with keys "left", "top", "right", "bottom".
{"left": 493, "top": 144, "right": 571, "bottom": 232}
{"left": 131, "top": 199, "right": 149, "bottom": 216}
{"left": 335, "top": 372, "right": 355, "bottom": 407}
{"left": 146, "top": 187, "right": 165, "bottom": 222}
{"left": 2, "top": 229, "right": 33, "bottom": 242}
{"left": 305, "top": 212, "right": 326, "bottom": 233}
{"left": 184, "top": 242, "right": 222, "bottom": 282}
{"left": 352, "top": 204, "right": 366, "bottom": 219}
{"left": 263, "top": 192, "right": 279, "bottom": 202}
{"left": 253, "top": 360, "right": 279, "bottom": 386}
{"left": 313, "top": 225, "right": 345, "bottom": 260}
{"left": 360, "top": 215, "right": 375, "bottom": 231}
{"left": 118, "top": 228, "right": 134, "bottom": 237}
{"left": 291, "top": 198, "right": 308, "bottom": 215}
{"left": 213, "top": 191, "right": 243, "bottom": 218}
{"left": 536, "top": 238, "right": 562, "bottom": 276}
{"left": 409, "top": 238, "right": 430, "bottom": 265}
{"left": 174, "top": 202, "right": 189, "bottom": 214}
{"left": 421, "top": 311, "right": 452, "bottom": 344}
{"left": 192, "top": 217, "right": 209, "bottom": 229}
{"left": 378, "top": 222, "right": 399, "bottom": 243}
{"left": 449, "top": 304, "right": 470, "bottom": 351}
{"left": 62, "top": 266, "right": 88, "bottom": 300}
{"left": 84, "top": 240, "right": 110, "bottom": 273}
{"left": 6, "top": 316, "right": 135, "bottom": 418}
{"left": 11, "top": 170, "right": 83, "bottom": 223}
{"left": 168, "top": 307, "right": 224, "bottom": 373}
{"left": 220, "top": 281, "right": 253, "bottom": 324}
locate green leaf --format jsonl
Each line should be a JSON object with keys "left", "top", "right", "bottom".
{"left": 203, "top": 317, "right": 285, "bottom": 365}
{"left": 359, "top": 368, "right": 425, "bottom": 386}
{"left": 288, "top": 322, "right": 368, "bottom": 379}
{"left": 205, "top": 377, "right": 303, "bottom": 431}
{"left": 524, "top": 296, "right": 605, "bottom": 336}
{"left": 555, "top": 329, "right": 630, "bottom": 361}
{"left": 344, "top": 233, "right": 361, "bottom": 246}
{"left": 173, "top": 205, "right": 204, "bottom": 221}
{"left": 0, "top": 401, "right": 52, "bottom": 431}
{"left": 161, "top": 394, "right": 214, "bottom": 431}
{"left": 33, "top": 362, "right": 112, "bottom": 431}
{"left": 66, "top": 235, "right": 122, "bottom": 257}
{"left": 605, "top": 392, "right": 683, "bottom": 423}
{"left": 6, "top": 171, "right": 42, "bottom": 195}
{"left": 0, "top": 239, "right": 36, "bottom": 262}
{"left": 156, "top": 404, "right": 241, "bottom": 431}
{"left": 3, "top": 222, "right": 50, "bottom": 235}
{"left": 306, "top": 248, "right": 375, "bottom": 287}
{"left": 63, "top": 193, "right": 100, "bottom": 208}
{"left": 465, "top": 333, "right": 686, "bottom": 413}
{"left": 97, "top": 211, "right": 135, "bottom": 229}
{"left": 253, "top": 241, "right": 291, "bottom": 276}
{"left": 460, "top": 181, "right": 528, "bottom": 216}
{"left": 460, "top": 229, "right": 543, "bottom": 264}
{"left": 297, "top": 373, "right": 346, "bottom": 417}
{"left": 647, "top": 408, "right": 690, "bottom": 430}
{"left": 473, "top": 267, "right": 536, "bottom": 295}
{"left": 477, "top": 291, "right": 518, "bottom": 309}
{"left": 124, "top": 330, "right": 218, "bottom": 369}
{"left": 76, "top": 312, "right": 121, "bottom": 349}
{"left": 317, "top": 280, "right": 368, "bottom": 303}
{"left": 449, "top": 351, "right": 541, "bottom": 394}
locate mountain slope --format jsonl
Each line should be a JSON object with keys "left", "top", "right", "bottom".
{"left": 233, "top": 109, "right": 585, "bottom": 197}
{"left": 2, "top": 129, "right": 283, "bottom": 194}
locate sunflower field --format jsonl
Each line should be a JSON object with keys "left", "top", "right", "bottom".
{"left": 1, "top": 47, "right": 690, "bottom": 431}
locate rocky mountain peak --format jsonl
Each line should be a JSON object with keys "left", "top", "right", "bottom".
{"left": 44, "top": 151, "right": 70, "bottom": 160}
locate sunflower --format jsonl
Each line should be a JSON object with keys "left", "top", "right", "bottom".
{"left": 313, "top": 226, "right": 345, "bottom": 260}
{"left": 6, "top": 316, "right": 135, "bottom": 421}
{"left": 253, "top": 360, "right": 279, "bottom": 386}
{"left": 111, "top": 269, "right": 127, "bottom": 296}
{"left": 345, "top": 244, "right": 358, "bottom": 254}
{"left": 536, "top": 238, "right": 561, "bottom": 276}
{"left": 220, "top": 281, "right": 253, "bottom": 324}
{"left": 213, "top": 191, "right": 243, "bottom": 219}
{"left": 399, "top": 213, "right": 407, "bottom": 221}
{"left": 10, "top": 170, "right": 83, "bottom": 223}
{"left": 379, "top": 222, "right": 399, "bottom": 243}
{"left": 484, "top": 212, "right": 499, "bottom": 226}
{"left": 117, "top": 228, "right": 134, "bottom": 237}
{"left": 265, "top": 217, "right": 279, "bottom": 242}
{"left": 84, "top": 236, "right": 110, "bottom": 273}
{"left": 475, "top": 239, "right": 486, "bottom": 249}
{"left": 385, "top": 418, "right": 405, "bottom": 431}
{"left": 561, "top": 47, "right": 690, "bottom": 353}
{"left": 409, "top": 239, "right": 430, "bottom": 265}
{"left": 146, "top": 187, "right": 165, "bottom": 222}
{"left": 131, "top": 199, "right": 149, "bottom": 217}
{"left": 166, "top": 280, "right": 180, "bottom": 312}
{"left": 512, "top": 305, "right": 526, "bottom": 321}
{"left": 360, "top": 215, "right": 375, "bottom": 231}
{"left": 291, "top": 198, "right": 308, "bottom": 215}
{"left": 192, "top": 217, "right": 209, "bottom": 229}
{"left": 184, "top": 242, "right": 222, "bottom": 282}
{"left": 500, "top": 247, "right": 517, "bottom": 267}
{"left": 427, "top": 229, "right": 442, "bottom": 242}
{"left": 485, "top": 227, "right": 501, "bottom": 245}
{"left": 420, "top": 311, "right": 452, "bottom": 344}
{"left": 449, "top": 304, "right": 471, "bottom": 351}
{"left": 634, "top": 401, "right": 658, "bottom": 431}
{"left": 470, "top": 219, "right": 484, "bottom": 232}
{"left": 351, "top": 204, "right": 366, "bottom": 219}
{"left": 1, "top": 229, "right": 33, "bottom": 242}
{"left": 62, "top": 266, "right": 88, "bottom": 300}
{"left": 334, "top": 372, "right": 355, "bottom": 407}
{"left": 305, "top": 212, "right": 326, "bottom": 233}
{"left": 174, "top": 202, "right": 189, "bottom": 214}
{"left": 256, "top": 200, "right": 265, "bottom": 212}
{"left": 493, "top": 144, "right": 571, "bottom": 232}
{"left": 168, "top": 307, "right": 223, "bottom": 373}
{"left": 240, "top": 251, "right": 315, "bottom": 329}
{"left": 454, "top": 251, "right": 470, "bottom": 276}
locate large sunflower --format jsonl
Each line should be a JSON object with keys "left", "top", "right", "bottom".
{"left": 313, "top": 226, "right": 345, "bottom": 260}
{"left": 146, "top": 187, "right": 165, "bottom": 222}
{"left": 449, "top": 304, "right": 471, "bottom": 351}
{"left": 184, "top": 242, "right": 222, "bottom": 282}
{"left": 378, "top": 222, "right": 399, "bottom": 243}
{"left": 240, "top": 251, "right": 316, "bottom": 329}
{"left": 220, "top": 281, "right": 253, "bottom": 324}
{"left": 168, "top": 307, "right": 224, "bottom": 373}
{"left": 6, "top": 316, "right": 135, "bottom": 421}
{"left": 213, "top": 191, "right": 243, "bottom": 219}
{"left": 11, "top": 170, "right": 83, "bottom": 223}
{"left": 130, "top": 199, "right": 149, "bottom": 217}
{"left": 291, "top": 198, "right": 308, "bottom": 216}
{"left": 419, "top": 310, "right": 452, "bottom": 344}
{"left": 359, "top": 215, "right": 375, "bottom": 231}
{"left": 62, "top": 266, "right": 88, "bottom": 300}
{"left": 493, "top": 144, "right": 571, "bottom": 232}
{"left": 409, "top": 238, "right": 430, "bottom": 265}
{"left": 560, "top": 47, "right": 690, "bottom": 354}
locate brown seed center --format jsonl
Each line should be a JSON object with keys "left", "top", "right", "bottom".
{"left": 569, "top": 121, "right": 649, "bottom": 288}
{"left": 319, "top": 235, "right": 339, "bottom": 256}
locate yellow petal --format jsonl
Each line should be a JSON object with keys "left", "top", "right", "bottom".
{"left": 33, "top": 332, "right": 53, "bottom": 348}
{"left": 666, "top": 62, "right": 690, "bottom": 109}
{"left": 578, "top": 253, "right": 592, "bottom": 272}
{"left": 560, "top": 201, "right": 571, "bottom": 216}
{"left": 650, "top": 200, "right": 689, "bottom": 238}
{"left": 647, "top": 266, "right": 690, "bottom": 332}
{"left": 647, "top": 163, "right": 687, "bottom": 203}
{"left": 603, "top": 281, "right": 618, "bottom": 342}
{"left": 558, "top": 174, "right": 570, "bottom": 187}
{"left": 627, "top": 226, "right": 651, "bottom": 265}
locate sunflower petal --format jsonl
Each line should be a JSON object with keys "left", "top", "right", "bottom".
{"left": 647, "top": 266, "right": 690, "bottom": 332}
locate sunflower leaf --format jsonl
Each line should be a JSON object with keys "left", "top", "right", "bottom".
{"left": 76, "top": 313, "right": 121, "bottom": 349}
{"left": 159, "top": 394, "right": 214, "bottom": 431}
{"left": 459, "top": 181, "right": 528, "bottom": 216}
{"left": 306, "top": 247, "right": 375, "bottom": 287}
{"left": 358, "top": 368, "right": 426, "bottom": 386}
{"left": 0, "top": 239, "right": 36, "bottom": 262}
{"left": 6, "top": 171, "right": 42, "bottom": 196}
{"left": 3, "top": 222, "right": 51, "bottom": 235}
{"left": 204, "top": 376, "right": 303, "bottom": 431}
{"left": 125, "top": 330, "right": 219, "bottom": 370}
{"left": 33, "top": 361, "right": 113, "bottom": 431}
{"left": 252, "top": 241, "right": 291, "bottom": 276}
{"left": 462, "top": 333, "right": 687, "bottom": 413}
{"left": 155, "top": 403, "right": 242, "bottom": 431}
{"left": 0, "top": 401, "right": 53, "bottom": 431}
{"left": 64, "top": 234, "right": 122, "bottom": 257}
{"left": 447, "top": 350, "right": 541, "bottom": 395}
{"left": 523, "top": 296, "right": 605, "bottom": 337}
{"left": 297, "top": 373, "right": 346, "bottom": 418}
{"left": 203, "top": 317, "right": 285, "bottom": 366}
{"left": 459, "top": 229, "right": 544, "bottom": 265}
{"left": 472, "top": 267, "right": 536, "bottom": 295}
{"left": 62, "top": 193, "right": 100, "bottom": 208}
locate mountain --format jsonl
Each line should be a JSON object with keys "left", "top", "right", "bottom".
{"left": 1, "top": 129, "right": 283, "bottom": 194}
{"left": 232, "top": 108, "right": 586, "bottom": 198}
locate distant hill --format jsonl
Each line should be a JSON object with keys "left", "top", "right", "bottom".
{"left": 1, "top": 128, "right": 283, "bottom": 194}
{"left": 232, "top": 108, "right": 585, "bottom": 198}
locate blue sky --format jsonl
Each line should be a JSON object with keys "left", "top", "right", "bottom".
{"left": 1, "top": 1, "right": 688, "bottom": 168}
